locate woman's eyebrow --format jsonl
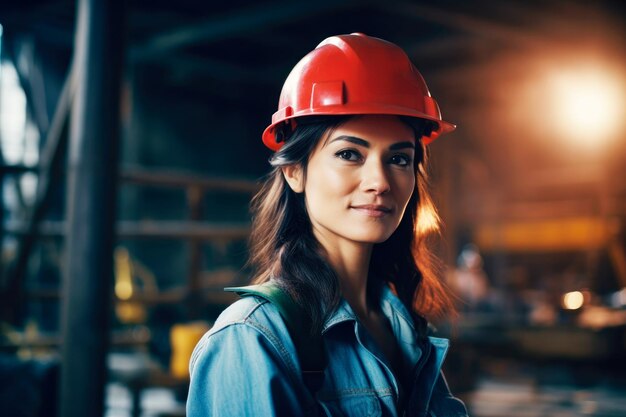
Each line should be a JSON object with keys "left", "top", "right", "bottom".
{"left": 329, "top": 135, "right": 415, "bottom": 151}
{"left": 389, "top": 141, "right": 415, "bottom": 150}
{"left": 329, "top": 135, "right": 369, "bottom": 147}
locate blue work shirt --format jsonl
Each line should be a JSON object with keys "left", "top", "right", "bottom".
{"left": 187, "top": 284, "right": 468, "bottom": 416}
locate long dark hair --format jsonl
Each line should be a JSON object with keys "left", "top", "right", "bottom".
{"left": 248, "top": 115, "right": 455, "bottom": 336}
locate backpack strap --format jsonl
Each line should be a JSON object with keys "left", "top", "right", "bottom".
{"left": 224, "top": 283, "right": 327, "bottom": 393}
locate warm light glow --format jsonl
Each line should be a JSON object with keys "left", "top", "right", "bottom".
{"left": 545, "top": 66, "right": 626, "bottom": 146}
{"left": 114, "top": 248, "right": 133, "bottom": 300}
{"left": 416, "top": 205, "right": 440, "bottom": 235}
{"left": 115, "top": 281, "right": 133, "bottom": 301}
{"left": 563, "top": 291, "right": 584, "bottom": 310}
{"left": 507, "top": 51, "right": 626, "bottom": 154}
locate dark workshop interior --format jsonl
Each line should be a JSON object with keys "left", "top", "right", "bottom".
{"left": 1, "top": 0, "right": 626, "bottom": 416}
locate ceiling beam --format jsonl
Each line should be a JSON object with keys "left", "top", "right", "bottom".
{"left": 162, "top": 53, "right": 281, "bottom": 84}
{"left": 130, "top": 0, "right": 356, "bottom": 61}
{"left": 385, "top": 1, "right": 545, "bottom": 49}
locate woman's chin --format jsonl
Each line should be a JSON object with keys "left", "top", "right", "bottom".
{"left": 350, "top": 231, "right": 395, "bottom": 245}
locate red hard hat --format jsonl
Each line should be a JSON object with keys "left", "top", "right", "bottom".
{"left": 262, "top": 33, "right": 455, "bottom": 151}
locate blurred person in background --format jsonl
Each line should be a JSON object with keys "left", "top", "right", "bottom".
{"left": 447, "top": 244, "right": 490, "bottom": 313}
{"left": 187, "top": 33, "right": 468, "bottom": 416}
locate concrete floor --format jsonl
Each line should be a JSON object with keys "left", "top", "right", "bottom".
{"left": 104, "top": 367, "right": 626, "bottom": 416}
{"left": 105, "top": 382, "right": 185, "bottom": 417}
{"left": 466, "top": 377, "right": 626, "bottom": 417}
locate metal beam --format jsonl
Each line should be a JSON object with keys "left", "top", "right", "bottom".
{"left": 120, "top": 166, "right": 258, "bottom": 192}
{"left": 0, "top": 54, "right": 74, "bottom": 325}
{"left": 130, "top": 0, "right": 355, "bottom": 60}
{"left": 387, "top": 1, "right": 545, "bottom": 49}
{"left": 405, "top": 35, "right": 482, "bottom": 59}
{"left": 163, "top": 53, "right": 280, "bottom": 84}
{"left": 0, "top": 164, "right": 38, "bottom": 175}
{"left": 59, "top": 0, "right": 124, "bottom": 416}
{"left": 4, "top": 220, "right": 251, "bottom": 240}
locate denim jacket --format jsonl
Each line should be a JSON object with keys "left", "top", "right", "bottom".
{"left": 187, "top": 284, "right": 468, "bottom": 416}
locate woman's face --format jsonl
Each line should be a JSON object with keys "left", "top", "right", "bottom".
{"left": 284, "top": 115, "right": 417, "bottom": 250}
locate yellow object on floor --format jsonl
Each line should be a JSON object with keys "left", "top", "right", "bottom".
{"left": 170, "top": 322, "right": 210, "bottom": 379}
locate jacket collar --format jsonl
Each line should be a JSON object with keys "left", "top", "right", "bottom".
{"left": 322, "top": 282, "right": 424, "bottom": 369}
{"left": 322, "top": 283, "right": 416, "bottom": 334}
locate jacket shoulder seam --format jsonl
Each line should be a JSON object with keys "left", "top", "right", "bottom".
{"left": 203, "top": 298, "right": 301, "bottom": 379}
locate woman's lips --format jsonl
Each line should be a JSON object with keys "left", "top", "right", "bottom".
{"left": 350, "top": 204, "right": 392, "bottom": 218}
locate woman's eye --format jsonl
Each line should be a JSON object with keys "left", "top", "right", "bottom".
{"left": 336, "top": 149, "right": 361, "bottom": 161}
{"left": 389, "top": 154, "right": 412, "bottom": 166}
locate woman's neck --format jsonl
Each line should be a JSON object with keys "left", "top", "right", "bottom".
{"left": 318, "top": 237, "right": 374, "bottom": 318}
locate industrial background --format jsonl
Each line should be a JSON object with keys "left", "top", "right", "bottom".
{"left": 1, "top": 0, "right": 626, "bottom": 416}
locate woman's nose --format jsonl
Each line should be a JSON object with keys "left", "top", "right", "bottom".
{"left": 361, "top": 160, "right": 391, "bottom": 195}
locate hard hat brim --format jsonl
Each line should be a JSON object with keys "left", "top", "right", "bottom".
{"left": 262, "top": 105, "right": 456, "bottom": 151}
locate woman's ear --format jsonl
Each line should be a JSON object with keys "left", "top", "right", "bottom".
{"left": 281, "top": 164, "right": 304, "bottom": 193}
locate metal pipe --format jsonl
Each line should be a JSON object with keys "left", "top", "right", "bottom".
{"left": 59, "top": 0, "right": 124, "bottom": 416}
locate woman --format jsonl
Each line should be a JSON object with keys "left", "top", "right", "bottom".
{"left": 187, "top": 33, "right": 468, "bottom": 417}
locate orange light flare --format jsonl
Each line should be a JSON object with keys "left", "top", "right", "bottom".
{"left": 562, "top": 291, "right": 584, "bottom": 310}
{"left": 562, "top": 289, "right": 593, "bottom": 311}
{"left": 503, "top": 50, "right": 626, "bottom": 154}
{"left": 416, "top": 205, "right": 440, "bottom": 236}
{"left": 544, "top": 65, "right": 626, "bottom": 146}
